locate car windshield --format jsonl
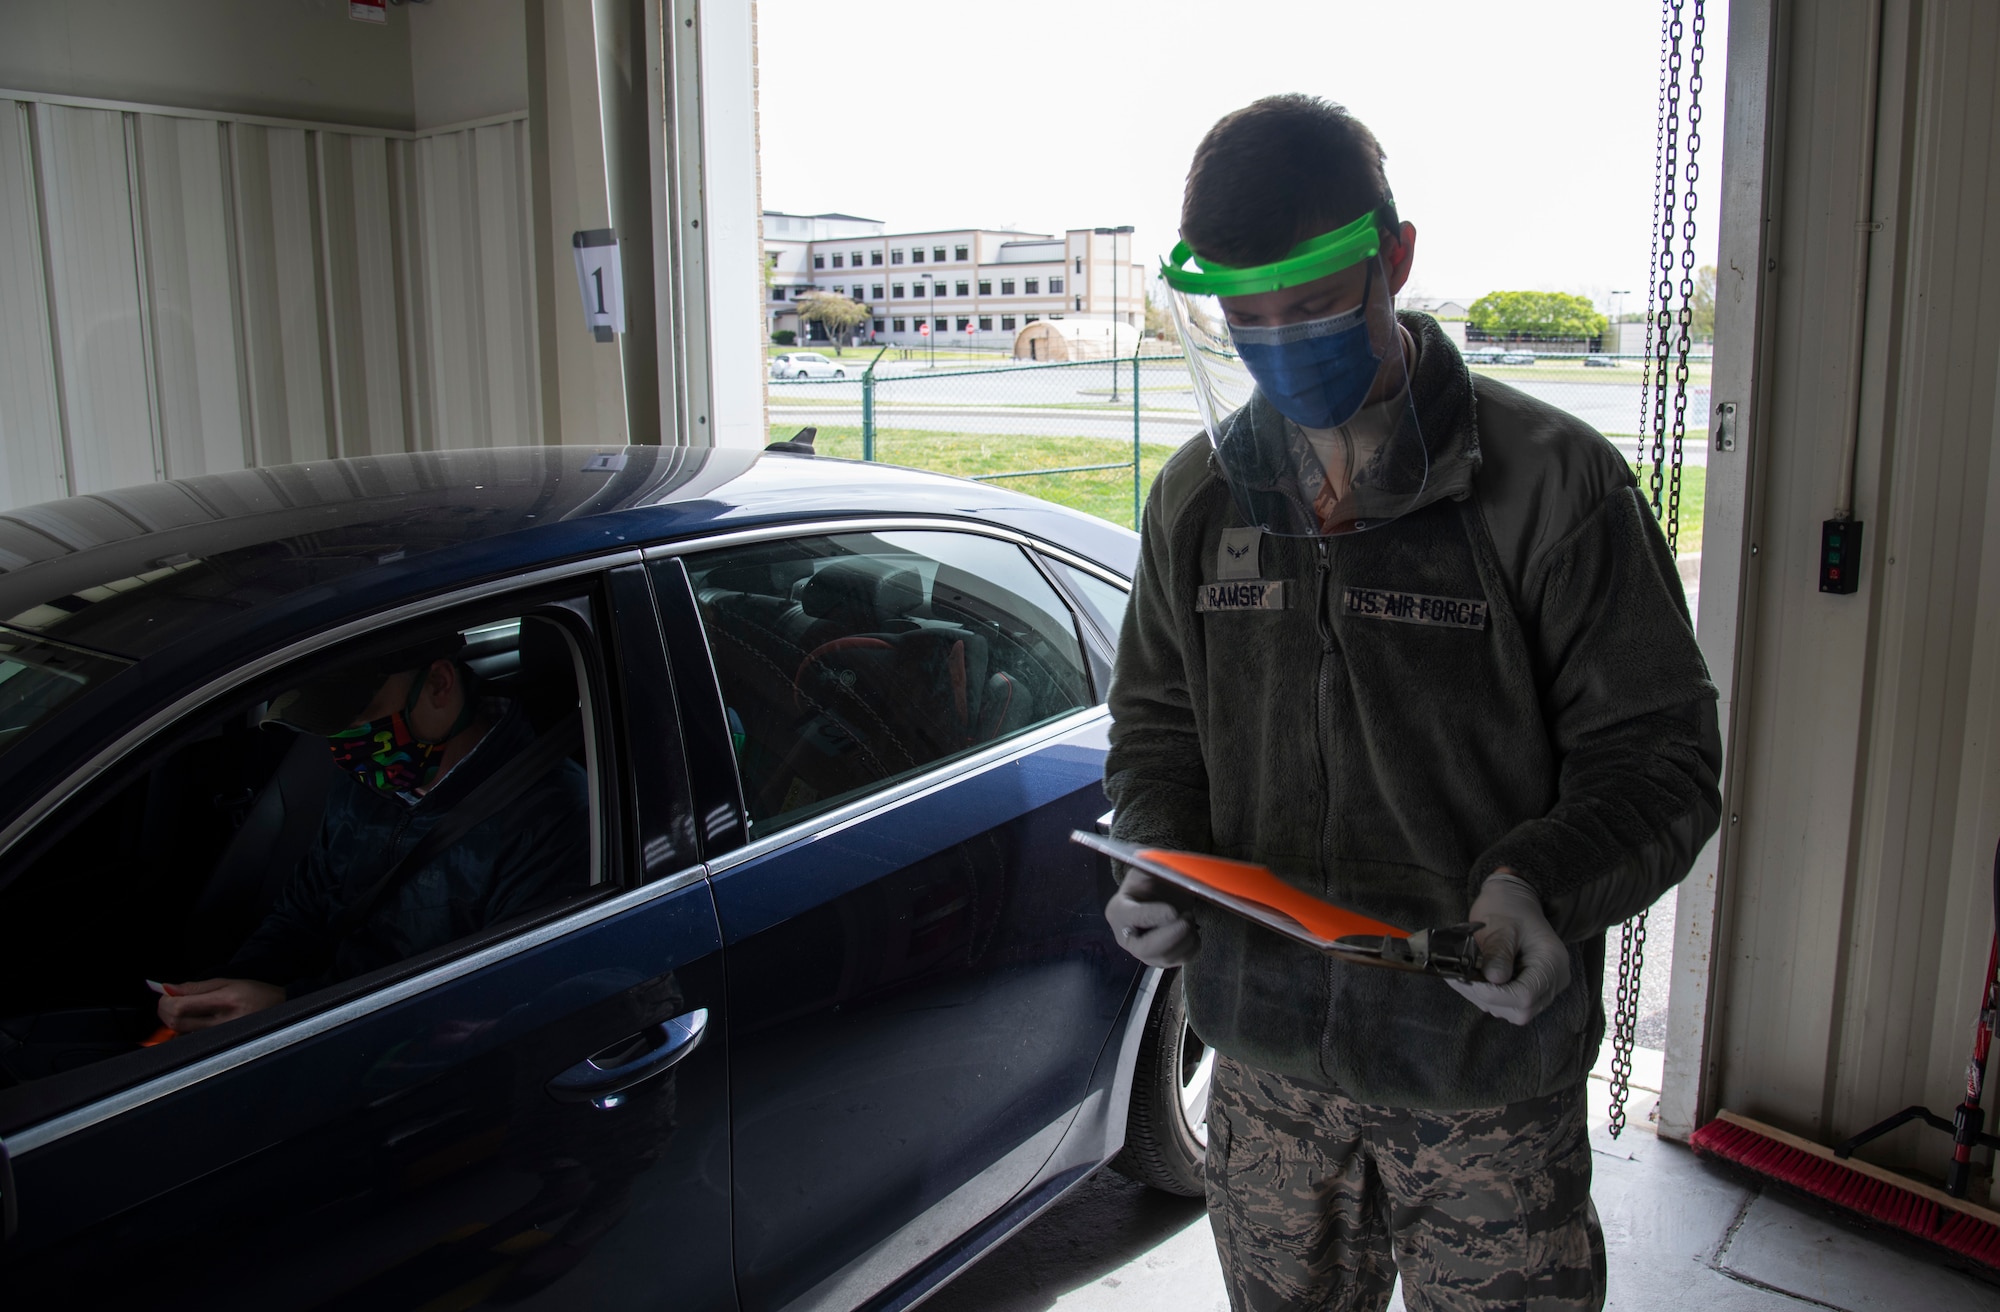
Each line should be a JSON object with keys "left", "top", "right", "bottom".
{"left": 0, "top": 627, "right": 132, "bottom": 760}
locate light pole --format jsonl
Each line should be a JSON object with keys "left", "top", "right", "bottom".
{"left": 1095, "top": 225, "right": 1135, "bottom": 398}
{"left": 1609, "top": 289, "right": 1631, "bottom": 353}
{"left": 927, "top": 279, "right": 936, "bottom": 369}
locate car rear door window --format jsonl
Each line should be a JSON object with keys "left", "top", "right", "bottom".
{"left": 687, "top": 530, "right": 1092, "bottom": 837}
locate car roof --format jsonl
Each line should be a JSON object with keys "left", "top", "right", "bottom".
{"left": 0, "top": 445, "right": 1137, "bottom": 834}
{"left": 0, "top": 445, "right": 1136, "bottom": 663}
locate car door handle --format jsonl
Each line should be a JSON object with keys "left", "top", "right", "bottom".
{"left": 547, "top": 1008, "right": 709, "bottom": 1110}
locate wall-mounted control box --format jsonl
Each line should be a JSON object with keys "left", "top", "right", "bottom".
{"left": 1820, "top": 518, "right": 1862, "bottom": 594}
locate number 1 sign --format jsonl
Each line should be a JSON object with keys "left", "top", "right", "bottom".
{"left": 571, "top": 229, "right": 625, "bottom": 342}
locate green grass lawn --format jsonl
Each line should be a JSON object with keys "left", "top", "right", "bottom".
{"left": 771, "top": 425, "right": 1169, "bottom": 530}
{"left": 769, "top": 423, "right": 1708, "bottom": 552}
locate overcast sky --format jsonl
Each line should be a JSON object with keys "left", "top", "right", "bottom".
{"left": 756, "top": 0, "right": 1728, "bottom": 313}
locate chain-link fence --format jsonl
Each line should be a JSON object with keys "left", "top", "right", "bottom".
{"left": 766, "top": 347, "right": 1710, "bottom": 546}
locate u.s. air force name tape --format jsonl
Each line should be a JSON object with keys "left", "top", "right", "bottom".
{"left": 1343, "top": 586, "right": 1488, "bottom": 629}
{"left": 1197, "top": 580, "right": 1286, "bottom": 612}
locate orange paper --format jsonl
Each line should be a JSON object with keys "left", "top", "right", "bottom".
{"left": 1135, "top": 848, "right": 1407, "bottom": 941}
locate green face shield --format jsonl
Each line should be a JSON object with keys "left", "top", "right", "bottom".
{"left": 1160, "top": 211, "right": 1428, "bottom": 537}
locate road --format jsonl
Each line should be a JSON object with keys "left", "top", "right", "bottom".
{"left": 771, "top": 366, "right": 1714, "bottom": 463}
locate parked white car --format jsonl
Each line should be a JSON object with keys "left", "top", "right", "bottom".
{"left": 770, "top": 352, "right": 847, "bottom": 380}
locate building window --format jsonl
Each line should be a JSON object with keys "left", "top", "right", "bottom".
{"left": 1075, "top": 255, "right": 1083, "bottom": 274}
{"left": 1025, "top": 315, "right": 1039, "bottom": 324}
{"left": 771, "top": 287, "right": 786, "bottom": 301}
{"left": 978, "top": 280, "right": 992, "bottom": 296}
{"left": 832, "top": 285, "right": 843, "bottom": 296}
{"left": 873, "top": 318, "right": 885, "bottom": 332}
{"left": 934, "top": 317, "right": 948, "bottom": 331}
{"left": 892, "top": 283, "right": 905, "bottom": 298}
{"left": 832, "top": 254, "right": 844, "bottom": 268}
{"left": 872, "top": 284, "right": 883, "bottom": 299}
{"left": 955, "top": 281, "right": 969, "bottom": 297}
{"left": 813, "top": 255, "right": 825, "bottom": 269}
{"left": 1001, "top": 316, "right": 1016, "bottom": 331}
{"left": 932, "top": 247, "right": 946, "bottom": 262}
{"left": 1075, "top": 296, "right": 1083, "bottom": 312}
{"left": 851, "top": 250, "right": 863, "bottom": 266}
{"left": 767, "top": 252, "right": 780, "bottom": 267}
{"left": 956, "top": 317, "right": 971, "bottom": 331}
{"left": 871, "top": 251, "right": 883, "bottom": 265}
{"left": 954, "top": 245, "right": 968, "bottom": 261}
{"left": 1000, "top": 279, "right": 1015, "bottom": 295}
{"left": 1050, "top": 276, "right": 1064, "bottom": 294}
{"left": 912, "top": 248, "right": 925, "bottom": 263}
{"left": 978, "top": 316, "right": 992, "bottom": 331}
{"left": 891, "top": 249, "right": 904, "bottom": 264}
{"left": 892, "top": 318, "right": 906, "bottom": 332}
{"left": 1025, "top": 278, "right": 1040, "bottom": 294}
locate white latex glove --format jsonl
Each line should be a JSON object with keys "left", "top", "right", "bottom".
{"left": 1105, "top": 871, "right": 1199, "bottom": 967}
{"left": 1447, "top": 870, "right": 1570, "bottom": 1025}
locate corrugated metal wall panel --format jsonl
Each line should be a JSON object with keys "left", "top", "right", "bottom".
{"left": 0, "top": 102, "right": 67, "bottom": 508}
{"left": 472, "top": 120, "right": 540, "bottom": 447}
{"left": 135, "top": 113, "right": 249, "bottom": 480}
{"left": 230, "top": 124, "right": 332, "bottom": 467}
{"left": 34, "top": 103, "right": 158, "bottom": 495}
{"left": 1710, "top": 0, "right": 2000, "bottom": 1176}
{"left": 413, "top": 129, "right": 479, "bottom": 450}
{"left": 413, "top": 122, "right": 541, "bottom": 452}
{"left": 0, "top": 98, "right": 544, "bottom": 513}
{"left": 317, "top": 132, "right": 408, "bottom": 458}
{"left": 1833, "top": 0, "right": 2000, "bottom": 1161}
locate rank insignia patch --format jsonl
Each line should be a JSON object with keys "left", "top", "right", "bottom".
{"left": 1342, "top": 586, "right": 1488, "bottom": 630}
{"left": 1197, "top": 580, "right": 1287, "bottom": 612}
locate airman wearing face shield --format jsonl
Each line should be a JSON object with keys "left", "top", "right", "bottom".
{"left": 1103, "top": 94, "right": 1721, "bottom": 1312}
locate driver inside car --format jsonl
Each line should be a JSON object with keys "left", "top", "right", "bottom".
{"left": 156, "top": 637, "right": 590, "bottom": 1034}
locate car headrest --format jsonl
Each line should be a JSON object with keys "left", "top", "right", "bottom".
{"left": 798, "top": 563, "right": 924, "bottom": 624}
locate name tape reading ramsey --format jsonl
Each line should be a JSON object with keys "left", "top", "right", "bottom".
{"left": 1197, "top": 580, "right": 1287, "bottom": 612}
{"left": 1342, "top": 587, "right": 1489, "bottom": 630}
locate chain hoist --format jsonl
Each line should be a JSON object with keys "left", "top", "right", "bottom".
{"left": 1612, "top": 0, "right": 1704, "bottom": 1141}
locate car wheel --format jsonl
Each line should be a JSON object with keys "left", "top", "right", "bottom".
{"left": 1112, "top": 969, "right": 1211, "bottom": 1197}
{"left": 834, "top": 370, "right": 846, "bottom": 379}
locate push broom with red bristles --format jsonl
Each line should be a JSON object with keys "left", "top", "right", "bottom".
{"left": 1690, "top": 840, "right": 2000, "bottom": 1271}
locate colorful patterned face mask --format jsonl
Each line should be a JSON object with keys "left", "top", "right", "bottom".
{"left": 324, "top": 667, "right": 474, "bottom": 802}
{"left": 326, "top": 710, "right": 448, "bottom": 801}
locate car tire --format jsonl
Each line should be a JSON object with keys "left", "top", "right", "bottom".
{"left": 834, "top": 370, "right": 846, "bottom": 379}
{"left": 1111, "top": 969, "right": 1212, "bottom": 1197}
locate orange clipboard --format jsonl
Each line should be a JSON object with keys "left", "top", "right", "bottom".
{"left": 1073, "top": 831, "right": 1486, "bottom": 981}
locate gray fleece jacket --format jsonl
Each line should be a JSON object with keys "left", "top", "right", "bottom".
{"left": 1104, "top": 312, "right": 1721, "bottom": 1110}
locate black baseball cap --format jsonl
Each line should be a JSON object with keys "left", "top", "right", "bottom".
{"left": 264, "top": 635, "right": 467, "bottom": 735}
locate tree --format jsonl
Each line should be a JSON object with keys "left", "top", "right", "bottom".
{"left": 796, "top": 293, "right": 869, "bottom": 354}
{"left": 1690, "top": 265, "right": 1716, "bottom": 342}
{"left": 1467, "top": 290, "right": 1609, "bottom": 341}
{"left": 1144, "top": 291, "right": 1177, "bottom": 343}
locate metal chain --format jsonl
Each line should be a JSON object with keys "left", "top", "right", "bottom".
{"left": 1637, "top": 2, "right": 1671, "bottom": 467}
{"left": 1612, "top": 0, "right": 1703, "bottom": 1141}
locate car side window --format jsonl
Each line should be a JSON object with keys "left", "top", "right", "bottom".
{"left": 0, "top": 590, "right": 611, "bottom": 1097}
{"left": 688, "top": 530, "right": 1093, "bottom": 837}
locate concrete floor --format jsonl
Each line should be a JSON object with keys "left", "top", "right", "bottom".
{"left": 922, "top": 1066, "right": 2000, "bottom": 1312}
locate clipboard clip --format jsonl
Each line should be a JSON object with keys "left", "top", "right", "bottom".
{"left": 1330, "top": 923, "right": 1486, "bottom": 984}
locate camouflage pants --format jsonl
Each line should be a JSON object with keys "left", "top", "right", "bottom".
{"left": 1205, "top": 1055, "right": 1605, "bottom": 1312}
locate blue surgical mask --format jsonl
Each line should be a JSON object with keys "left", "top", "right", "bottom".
{"left": 1229, "top": 296, "right": 1383, "bottom": 430}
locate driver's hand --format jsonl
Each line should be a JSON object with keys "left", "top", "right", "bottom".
{"left": 158, "top": 978, "right": 285, "bottom": 1033}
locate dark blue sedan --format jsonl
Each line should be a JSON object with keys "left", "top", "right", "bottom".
{"left": 0, "top": 445, "right": 1210, "bottom": 1310}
